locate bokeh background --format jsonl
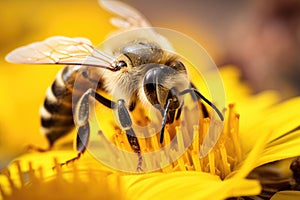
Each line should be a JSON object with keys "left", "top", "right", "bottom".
{"left": 1, "top": 0, "right": 299, "bottom": 168}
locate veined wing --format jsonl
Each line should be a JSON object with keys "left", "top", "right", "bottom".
{"left": 5, "top": 36, "right": 118, "bottom": 71}
{"left": 99, "top": 0, "right": 174, "bottom": 52}
{"left": 99, "top": 0, "right": 151, "bottom": 29}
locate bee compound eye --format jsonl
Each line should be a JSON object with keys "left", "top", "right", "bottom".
{"left": 116, "top": 61, "right": 127, "bottom": 70}
{"left": 169, "top": 60, "right": 185, "bottom": 71}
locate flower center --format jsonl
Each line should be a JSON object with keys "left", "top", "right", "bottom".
{"left": 111, "top": 103, "right": 242, "bottom": 179}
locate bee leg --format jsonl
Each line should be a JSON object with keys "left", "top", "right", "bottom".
{"left": 58, "top": 89, "right": 143, "bottom": 170}
{"left": 58, "top": 123, "right": 90, "bottom": 167}
{"left": 26, "top": 144, "right": 51, "bottom": 152}
{"left": 116, "top": 99, "right": 143, "bottom": 172}
{"left": 159, "top": 87, "right": 179, "bottom": 144}
{"left": 175, "top": 104, "right": 183, "bottom": 120}
{"left": 61, "top": 87, "right": 115, "bottom": 166}
{"left": 59, "top": 89, "right": 93, "bottom": 166}
{"left": 160, "top": 99, "right": 172, "bottom": 144}
{"left": 26, "top": 138, "right": 53, "bottom": 153}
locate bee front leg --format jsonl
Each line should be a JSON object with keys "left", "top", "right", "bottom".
{"left": 116, "top": 99, "right": 143, "bottom": 172}
{"left": 160, "top": 99, "right": 172, "bottom": 144}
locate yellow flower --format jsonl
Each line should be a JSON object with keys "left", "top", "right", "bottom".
{"left": 1, "top": 1, "right": 300, "bottom": 200}
{"left": 1, "top": 66, "right": 300, "bottom": 200}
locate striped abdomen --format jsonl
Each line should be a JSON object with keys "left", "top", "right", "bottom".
{"left": 40, "top": 66, "right": 95, "bottom": 146}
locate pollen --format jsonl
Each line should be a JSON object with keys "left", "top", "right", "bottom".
{"left": 111, "top": 103, "right": 242, "bottom": 179}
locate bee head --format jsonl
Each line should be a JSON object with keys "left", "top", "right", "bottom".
{"left": 143, "top": 63, "right": 189, "bottom": 110}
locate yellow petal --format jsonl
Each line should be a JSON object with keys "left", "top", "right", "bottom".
{"left": 121, "top": 171, "right": 261, "bottom": 200}
{"left": 225, "top": 179, "right": 261, "bottom": 198}
{"left": 256, "top": 129, "right": 300, "bottom": 166}
{"left": 228, "top": 123, "right": 271, "bottom": 180}
{"left": 241, "top": 97, "right": 300, "bottom": 167}
{"left": 240, "top": 97, "right": 300, "bottom": 154}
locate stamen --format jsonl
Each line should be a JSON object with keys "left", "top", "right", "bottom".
{"left": 15, "top": 161, "right": 25, "bottom": 187}
{"left": 28, "top": 162, "right": 38, "bottom": 184}
{"left": 110, "top": 103, "right": 241, "bottom": 178}
{"left": 0, "top": 159, "right": 121, "bottom": 199}
{"left": 38, "top": 167, "right": 44, "bottom": 182}
{"left": 54, "top": 158, "right": 63, "bottom": 180}
{"left": 191, "top": 150, "right": 202, "bottom": 171}
{"left": 202, "top": 118, "right": 210, "bottom": 144}
{"left": 163, "top": 128, "right": 171, "bottom": 146}
{"left": 138, "top": 138, "right": 147, "bottom": 153}
{"left": 233, "top": 114, "right": 242, "bottom": 162}
{"left": 208, "top": 150, "right": 216, "bottom": 175}
{"left": 160, "top": 152, "right": 172, "bottom": 172}
{"left": 183, "top": 151, "right": 192, "bottom": 168}
{"left": 176, "top": 126, "right": 184, "bottom": 153}
{"left": 219, "top": 144, "right": 230, "bottom": 179}
{"left": 192, "top": 126, "right": 199, "bottom": 151}
{"left": 1, "top": 167, "right": 14, "bottom": 191}
{"left": 150, "top": 129, "right": 160, "bottom": 151}
{"left": 227, "top": 104, "right": 235, "bottom": 133}
{"left": 177, "top": 155, "right": 186, "bottom": 171}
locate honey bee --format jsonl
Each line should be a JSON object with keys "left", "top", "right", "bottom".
{"left": 5, "top": 0, "right": 223, "bottom": 170}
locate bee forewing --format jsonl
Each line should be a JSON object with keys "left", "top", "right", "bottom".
{"left": 5, "top": 36, "right": 116, "bottom": 70}
{"left": 99, "top": 0, "right": 151, "bottom": 29}
{"left": 99, "top": 0, "right": 174, "bottom": 53}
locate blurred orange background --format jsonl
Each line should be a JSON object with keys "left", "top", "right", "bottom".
{"left": 1, "top": 0, "right": 299, "bottom": 168}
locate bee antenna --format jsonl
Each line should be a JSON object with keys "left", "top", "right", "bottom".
{"left": 180, "top": 88, "right": 224, "bottom": 121}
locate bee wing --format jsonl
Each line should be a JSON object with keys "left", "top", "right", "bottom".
{"left": 99, "top": 0, "right": 174, "bottom": 51}
{"left": 99, "top": 0, "right": 151, "bottom": 29}
{"left": 5, "top": 36, "right": 117, "bottom": 70}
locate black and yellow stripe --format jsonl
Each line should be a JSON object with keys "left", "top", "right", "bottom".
{"left": 40, "top": 66, "right": 95, "bottom": 146}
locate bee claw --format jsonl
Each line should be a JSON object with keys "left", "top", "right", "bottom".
{"left": 136, "top": 166, "right": 144, "bottom": 173}
{"left": 52, "top": 153, "right": 82, "bottom": 170}
{"left": 136, "top": 152, "right": 144, "bottom": 173}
